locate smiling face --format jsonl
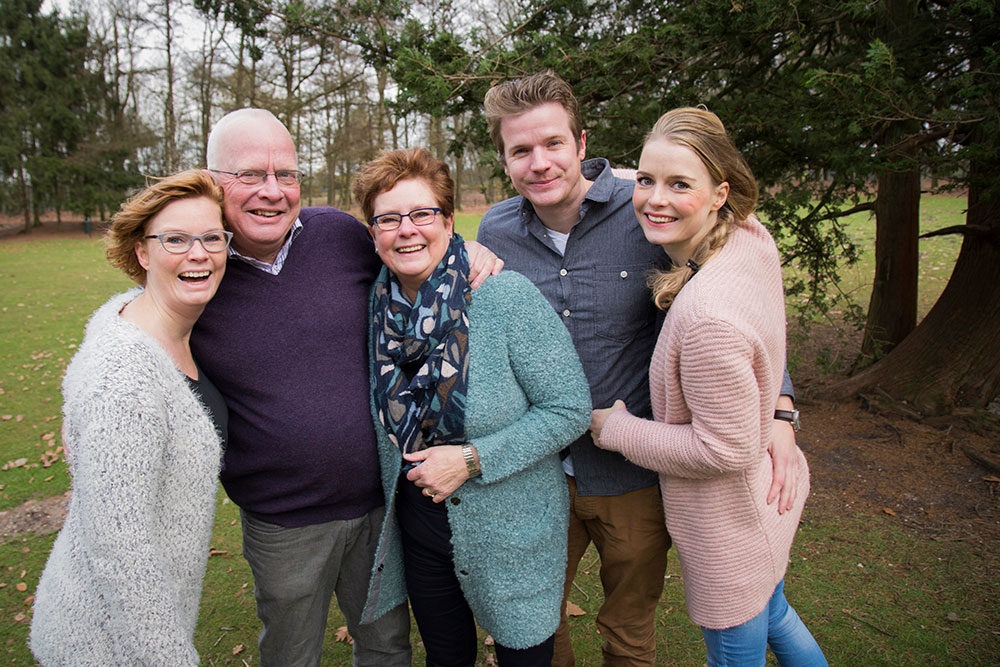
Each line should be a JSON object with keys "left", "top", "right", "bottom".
{"left": 134, "top": 196, "right": 228, "bottom": 318}
{"left": 212, "top": 115, "right": 300, "bottom": 263}
{"left": 632, "top": 138, "right": 730, "bottom": 266}
{"left": 370, "top": 178, "right": 454, "bottom": 301}
{"left": 499, "top": 102, "right": 589, "bottom": 229}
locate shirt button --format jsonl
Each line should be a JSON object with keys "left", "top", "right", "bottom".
{"left": 450, "top": 497, "right": 461, "bottom": 505}
{"left": 620, "top": 270, "right": 628, "bottom": 279}
{"left": 562, "top": 309, "right": 571, "bottom": 317}
{"left": 559, "top": 268, "right": 568, "bottom": 276}
{"left": 459, "top": 569, "right": 469, "bottom": 576}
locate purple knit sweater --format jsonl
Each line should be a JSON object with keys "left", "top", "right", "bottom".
{"left": 191, "top": 207, "right": 383, "bottom": 527}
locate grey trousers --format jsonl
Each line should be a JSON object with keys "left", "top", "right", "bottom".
{"left": 241, "top": 506, "right": 411, "bottom": 667}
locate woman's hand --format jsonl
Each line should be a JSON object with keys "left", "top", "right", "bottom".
{"left": 404, "top": 446, "right": 471, "bottom": 503}
{"left": 463, "top": 241, "right": 504, "bottom": 288}
{"left": 768, "top": 421, "right": 800, "bottom": 515}
{"left": 589, "top": 400, "right": 628, "bottom": 448}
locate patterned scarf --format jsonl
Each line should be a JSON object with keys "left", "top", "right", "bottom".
{"left": 371, "top": 233, "right": 472, "bottom": 454}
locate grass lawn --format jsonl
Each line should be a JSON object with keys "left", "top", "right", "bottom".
{"left": 2, "top": 194, "right": 996, "bottom": 665}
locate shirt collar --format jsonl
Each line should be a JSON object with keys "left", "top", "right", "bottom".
{"left": 228, "top": 217, "right": 303, "bottom": 275}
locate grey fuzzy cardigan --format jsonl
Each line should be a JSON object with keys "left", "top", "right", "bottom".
{"left": 362, "top": 270, "right": 592, "bottom": 649}
{"left": 30, "top": 289, "right": 223, "bottom": 666}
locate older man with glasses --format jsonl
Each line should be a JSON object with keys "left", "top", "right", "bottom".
{"left": 190, "top": 109, "right": 499, "bottom": 667}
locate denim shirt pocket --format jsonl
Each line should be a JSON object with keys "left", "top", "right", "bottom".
{"left": 593, "top": 264, "right": 656, "bottom": 343}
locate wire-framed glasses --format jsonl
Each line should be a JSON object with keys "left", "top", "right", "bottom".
{"left": 145, "top": 230, "right": 234, "bottom": 254}
{"left": 209, "top": 169, "right": 302, "bottom": 186}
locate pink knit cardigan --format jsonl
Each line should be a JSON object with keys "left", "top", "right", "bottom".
{"left": 601, "top": 215, "right": 809, "bottom": 630}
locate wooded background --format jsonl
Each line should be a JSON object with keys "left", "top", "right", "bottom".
{"left": 3, "top": 0, "right": 998, "bottom": 414}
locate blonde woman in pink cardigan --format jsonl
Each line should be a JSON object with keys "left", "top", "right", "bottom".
{"left": 590, "top": 108, "right": 826, "bottom": 667}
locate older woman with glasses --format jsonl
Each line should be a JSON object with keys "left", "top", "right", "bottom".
{"left": 31, "top": 170, "right": 230, "bottom": 666}
{"left": 354, "top": 148, "right": 591, "bottom": 667}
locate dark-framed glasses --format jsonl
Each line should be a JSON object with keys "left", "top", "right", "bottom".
{"left": 145, "top": 230, "right": 234, "bottom": 254}
{"left": 370, "top": 207, "right": 442, "bottom": 231}
{"left": 209, "top": 169, "right": 303, "bottom": 187}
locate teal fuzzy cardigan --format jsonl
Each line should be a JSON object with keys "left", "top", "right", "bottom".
{"left": 362, "top": 270, "right": 591, "bottom": 649}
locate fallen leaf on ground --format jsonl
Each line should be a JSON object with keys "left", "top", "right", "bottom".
{"left": 2, "top": 458, "right": 28, "bottom": 471}
{"left": 946, "top": 612, "right": 960, "bottom": 622}
{"left": 232, "top": 644, "right": 244, "bottom": 655}
{"left": 15, "top": 583, "right": 27, "bottom": 592}
{"left": 883, "top": 508, "right": 896, "bottom": 516}
{"left": 566, "top": 601, "right": 586, "bottom": 617}
{"left": 483, "top": 635, "right": 494, "bottom": 646}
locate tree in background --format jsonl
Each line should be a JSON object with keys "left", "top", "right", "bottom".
{"left": 0, "top": 0, "right": 148, "bottom": 228}
{"left": 379, "top": 0, "right": 999, "bottom": 415}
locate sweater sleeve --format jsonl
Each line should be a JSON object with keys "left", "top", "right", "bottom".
{"left": 68, "top": 360, "right": 201, "bottom": 665}
{"left": 601, "top": 319, "right": 763, "bottom": 479}
{"left": 470, "top": 275, "right": 592, "bottom": 484}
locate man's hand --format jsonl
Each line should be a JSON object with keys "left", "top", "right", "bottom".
{"left": 768, "top": 395, "right": 800, "bottom": 514}
{"left": 463, "top": 240, "right": 504, "bottom": 288}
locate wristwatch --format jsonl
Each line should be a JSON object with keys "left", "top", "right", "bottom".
{"left": 774, "top": 409, "right": 801, "bottom": 431}
{"left": 462, "top": 444, "right": 481, "bottom": 477}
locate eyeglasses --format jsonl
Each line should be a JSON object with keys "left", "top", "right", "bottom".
{"left": 145, "top": 230, "right": 234, "bottom": 254}
{"left": 209, "top": 169, "right": 303, "bottom": 187}
{"left": 370, "top": 207, "right": 442, "bottom": 231}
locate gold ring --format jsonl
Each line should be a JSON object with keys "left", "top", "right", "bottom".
{"left": 423, "top": 488, "right": 434, "bottom": 498}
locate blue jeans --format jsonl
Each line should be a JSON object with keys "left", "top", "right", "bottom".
{"left": 700, "top": 580, "right": 826, "bottom": 667}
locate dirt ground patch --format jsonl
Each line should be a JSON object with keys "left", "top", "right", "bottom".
{"left": 0, "top": 492, "right": 70, "bottom": 539}
{"left": 800, "top": 398, "right": 1000, "bottom": 550}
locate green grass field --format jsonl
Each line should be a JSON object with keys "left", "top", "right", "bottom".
{"left": 2, "top": 195, "right": 997, "bottom": 665}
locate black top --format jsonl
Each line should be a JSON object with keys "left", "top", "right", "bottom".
{"left": 186, "top": 367, "right": 228, "bottom": 450}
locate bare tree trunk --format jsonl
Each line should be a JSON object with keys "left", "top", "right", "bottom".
{"left": 18, "top": 160, "right": 31, "bottom": 233}
{"left": 162, "top": 0, "right": 177, "bottom": 171}
{"left": 862, "top": 141, "right": 919, "bottom": 358}
{"left": 196, "top": 15, "right": 223, "bottom": 159}
{"left": 827, "top": 144, "right": 1000, "bottom": 414}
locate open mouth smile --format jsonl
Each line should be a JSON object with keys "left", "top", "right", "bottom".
{"left": 645, "top": 213, "right": 678, "bottom": 225}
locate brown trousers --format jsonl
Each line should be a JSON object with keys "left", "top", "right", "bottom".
{"left": 552, "top": 477, "right": 672, "bottom": 667}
